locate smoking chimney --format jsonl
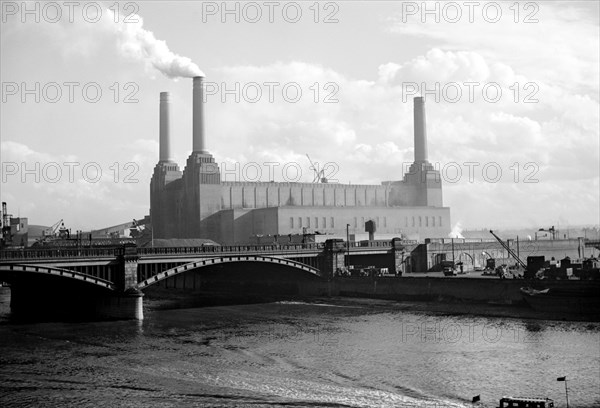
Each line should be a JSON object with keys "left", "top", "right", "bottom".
{"left": 159, "top": 92, "right": 173, "bottom": 162}
{"left": 192, "top": 76, "right": 207, "bottom": 153}
{"left": 413, "top": 96, "right": 428, "bottom": 163}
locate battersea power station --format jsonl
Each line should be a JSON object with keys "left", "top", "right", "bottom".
{"left": 150, "top": 77, "right": 451, "bottom": 245}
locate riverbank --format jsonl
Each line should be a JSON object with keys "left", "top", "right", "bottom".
{"left": 305, "top": 296, "right": 599, "bottom": 322}
{"left": 2, "top": 278, "right": 599, "bottom": 323}
{"left": 140, "top": 288, "right": 599, "bottom": 323}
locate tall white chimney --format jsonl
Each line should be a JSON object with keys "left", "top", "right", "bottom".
{"left": 159, "top": 92, "right": 173, "bottom": 162}
{"left": 413, "top": 96, "right": 428, "bottom": 163}
{"left": 193, "top": 76, "right": 207, "bottom": 153}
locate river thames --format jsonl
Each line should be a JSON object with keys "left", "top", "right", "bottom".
{"left": 0, "top": 292, "right": 599, "bottom": 407}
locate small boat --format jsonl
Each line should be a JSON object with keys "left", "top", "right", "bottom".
{"left": 497, "top": 396, "right": 554, "bottom": 408}
{"left": 520, "top": 287, "right": 550, "bottom": 296}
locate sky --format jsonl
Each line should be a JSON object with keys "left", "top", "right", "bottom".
{"left": 1, "top": 0, "right": 599, "bottom": 232}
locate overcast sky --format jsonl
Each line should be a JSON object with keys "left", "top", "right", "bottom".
{"left": 1, "top": 1, "right": 598, "bottom": 232}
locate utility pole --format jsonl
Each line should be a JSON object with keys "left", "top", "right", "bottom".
{"left": 346, "top": 224, "right": 350, "bottom": 268}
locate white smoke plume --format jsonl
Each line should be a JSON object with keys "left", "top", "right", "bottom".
{"left": 448, "top": 222, "right": 464, "bottom": 239}
{"left": 106, "top": 8, "right": 203, "bottom": 79}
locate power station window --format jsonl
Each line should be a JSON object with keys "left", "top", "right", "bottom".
{"left": 419, "top": 216, "right": 422, "bottom": 227}
{"left": 306, "top": 217, "right": 310, "bottom": 228}
{"left": 290, "top": 217, "right": 294, "bottom": 228}
{"left": 298, "top": 217, "right": 302, "bottom": 228}
{"left": 354, "top": 217, "right": 358, "bottom": 228}
{"left": 426, "top": 217, "right": 429, "bottom": 227}
{"left": 412, "top": 216, "right": 415, "bottom": 227}
{"left": 322, "top": 217, "right": 326, "bottom": 229}
{"left": 439, "top": 216, "right": 442, "bottom": 227}
{"left": 432, "top": 217, "right": 436, "bottom": 227}
{"left": 330, "top": 217, "right": 334, "bottom": 228}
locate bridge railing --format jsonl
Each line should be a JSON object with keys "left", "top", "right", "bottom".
{"left": 0, "top": 247, "right": 124, "bottom": 260}
{"left": 137, "top": 242, "right": 327, "bottom": 256}
{"left": 0, "top": 239, "right": 397, "bottom": 260}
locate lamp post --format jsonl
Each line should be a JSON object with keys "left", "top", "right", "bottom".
{"left": 557, "top": 376, "right": 569, "bottom": 408}
{"left": 346, "top": 224, "right": 350, "bottom": 268}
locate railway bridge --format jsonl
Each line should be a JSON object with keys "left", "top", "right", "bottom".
{"left": 0, "top": 239, "right": 406, "bottom": 320}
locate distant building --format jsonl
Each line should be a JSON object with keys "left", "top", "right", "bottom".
{"left": 150, "top": 78, "right": 450, "bottom": 245}
{"left": 4, "top": 217, "right": 28, "bottom": 248}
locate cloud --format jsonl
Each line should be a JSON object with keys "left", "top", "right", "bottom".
{"left": 0, "top": 141, "right": 151, "bottom": 229}
{"left": 388, "top": 2, "right": 599, "bottom": 92}
{"left": 11, "top": 4, "right": 204, "bottom": 79}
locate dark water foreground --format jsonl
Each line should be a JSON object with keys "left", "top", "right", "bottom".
{"left": 1, "top": 288, "right": 599, "bottom": 407}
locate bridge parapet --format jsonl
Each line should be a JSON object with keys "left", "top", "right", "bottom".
{"left": 0, "top": 247, "right": 124, "bottom": 261}
{"left": 137, "top": 242, "right": 326, "bottom": 256}
{"left": 0, "top": 240, "right": 398, "bottom": 262}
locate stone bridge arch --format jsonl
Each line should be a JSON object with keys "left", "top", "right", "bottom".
{"left": 0, "top": 264, "right": 116, "bottom": 290}
{"left": 137, "top": 255, "right": 321, "bottom": 289}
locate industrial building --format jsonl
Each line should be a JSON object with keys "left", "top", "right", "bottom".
{"left": 150, "top": 77, "right": 451, "bottom": 245}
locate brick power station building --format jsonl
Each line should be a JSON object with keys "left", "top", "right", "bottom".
{"left": 150, "top": 77, "right": 450, "bottom": 245}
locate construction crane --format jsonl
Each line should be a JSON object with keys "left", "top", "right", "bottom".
{"left": 489, "top": 230, "right": 527, "bottom": 269}
{"left": 130, "top": 218, "right": 145, "bottom": 238}
{"left": 306, "top": 154, "right": 328, "bottom": 183}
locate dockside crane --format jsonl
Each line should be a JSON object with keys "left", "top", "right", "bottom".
{"left": 36, "top": 219, "right": 70, "bottom": 245}
{"left": 43, "top": 219, "right": 64, "bottom": 238}
{"left": 489, "top": 230, "right": 527, "bottom": 269}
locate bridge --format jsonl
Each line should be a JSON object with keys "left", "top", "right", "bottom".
{"left": 0, "top": 239, "right": 407, "bottom": 320}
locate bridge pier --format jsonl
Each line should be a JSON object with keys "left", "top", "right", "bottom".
{"left": 391, "top": 237, "right": 406, "bottom": 275}
{"left": 100, "top": 243, "right": 144, "bottom": 320}
{"left": 322, "top": 239, "right": 346, "bottom": 278}
{"left": 95, "top": 289, "right": 144, "bottom": 320}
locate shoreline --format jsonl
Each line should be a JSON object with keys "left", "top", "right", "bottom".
{"left": 141, "top": 288, "right": 600, "bottom": 323}
{"left": 2, "top": 285, "right": 599, "bottom": 323}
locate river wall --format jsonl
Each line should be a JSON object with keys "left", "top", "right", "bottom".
{"left": 301, "top": 277, "right": 600, "bottom": 304}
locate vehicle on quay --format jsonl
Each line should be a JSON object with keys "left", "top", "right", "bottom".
{"left": 441, "top": 260, "right": 457, "bottom": 276}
